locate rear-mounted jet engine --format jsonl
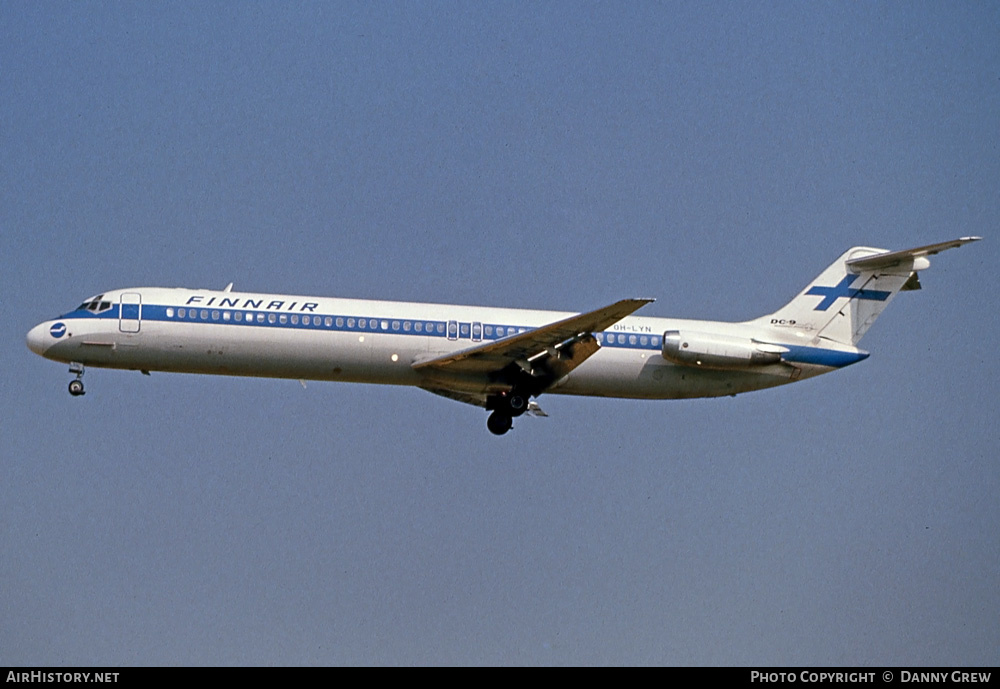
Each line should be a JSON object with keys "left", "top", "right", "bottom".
{"left": 661, "top": 330, "right": 787, "bottom": 370}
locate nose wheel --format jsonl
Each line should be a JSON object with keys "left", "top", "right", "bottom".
{"left": 68, "top": 363, "right": 85, "bottom": 396}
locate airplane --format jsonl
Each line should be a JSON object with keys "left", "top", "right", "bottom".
{"left": 26, "top": 237, "right": 980, "bottom": 435}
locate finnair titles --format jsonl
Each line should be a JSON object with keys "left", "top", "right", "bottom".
{"left": 27, "top": 237, "right": 980, "bottom": 435}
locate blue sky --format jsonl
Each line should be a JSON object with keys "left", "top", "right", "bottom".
{"left": 2, "top": 1, "right": 998, "bottom": 665}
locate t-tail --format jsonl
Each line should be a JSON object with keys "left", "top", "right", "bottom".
{"left": 755, "top": 237, "right": 981, "bottom": 346}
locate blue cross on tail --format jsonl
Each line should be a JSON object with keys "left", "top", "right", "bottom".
{"left": 806, "top": 274, "right": 891, "bottom": 311}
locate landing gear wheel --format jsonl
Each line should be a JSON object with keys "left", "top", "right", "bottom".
{"left": 507, "top": 393, "right": 528, "bottom": 415}
{"left": 68, "top": 379, "right": 85, "bottom": 396}
{"left": 487, "top": 411, "right": 513, "bottom": 436}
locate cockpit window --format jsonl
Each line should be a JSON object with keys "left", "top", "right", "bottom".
{"left": 76, "top": 295, "right": 113, "bottom": 313}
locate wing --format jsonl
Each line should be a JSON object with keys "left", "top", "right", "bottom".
{"left": 414, "top": 297, "right": 654, "bottom": 397}
{"left": 413, "top": 298, "right": 653, "bottom": 375}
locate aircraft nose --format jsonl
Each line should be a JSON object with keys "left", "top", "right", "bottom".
{"left": 26, "top": 321, "right": 57, "bottom": 356}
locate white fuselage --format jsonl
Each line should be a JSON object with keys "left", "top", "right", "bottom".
{"left": 26, "top": 286, "right": 863, "bottom": 402}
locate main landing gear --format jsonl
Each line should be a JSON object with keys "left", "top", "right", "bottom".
{"left": 487, "top": 411, "right": 513, "bottom": 436}
{"left": 486, "top": 390, "right": 530, "bottom": 436}
{"left": 68, "top": 362, "right": 85, "bottom": 397}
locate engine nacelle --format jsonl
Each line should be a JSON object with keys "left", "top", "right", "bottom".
{"left": 661, "top": 330, "right": 786, "bottom": 370}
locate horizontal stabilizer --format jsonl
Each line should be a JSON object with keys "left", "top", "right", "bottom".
{"left": 846, "top": 236, "right": 981, "bottom": 272}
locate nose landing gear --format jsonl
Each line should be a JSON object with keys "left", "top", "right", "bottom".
{"left": 68, "top": 362, "right": 85, "bottom": 397}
